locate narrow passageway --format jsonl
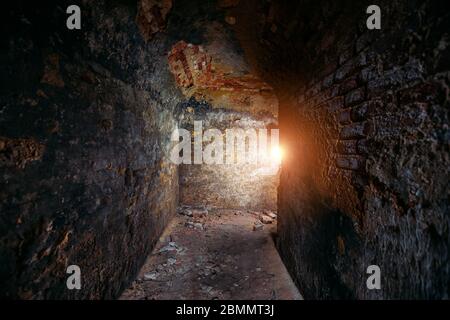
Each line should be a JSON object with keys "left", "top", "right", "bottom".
{"left": 1, "top": 1, "right": 449, "bottom": 301}
{"left": 121, "top": 207, "right": 301, "bottom": 300}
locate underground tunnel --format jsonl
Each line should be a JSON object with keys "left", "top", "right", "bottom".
{"left": 0, "top": 0, "right": 449, "bottom": 302}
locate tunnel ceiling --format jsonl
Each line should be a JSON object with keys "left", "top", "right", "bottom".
{"left": 134, "top": 0, "right": 279, "bottom": 118}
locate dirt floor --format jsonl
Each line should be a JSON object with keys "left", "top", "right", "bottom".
{"left": 120, "top": 207, "right": 302, "bottom": 300}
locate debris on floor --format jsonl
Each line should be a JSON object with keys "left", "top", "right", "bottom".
{"left": 253, "top": 221, "right": 264, "bottom": 231}
{"left": 120, "top": 207, "right": 302, "bottom": 300}
{"left": 259, "top": 215, "right": 273, "bottom": 224}
{"left": 143, "top": 272, "right": 158, "bottom": 281}
{"left": 158, "top": 241, "right": 183, "bottom": 253}
{"left": 264, "top": 211, "right": 277, "bottom": 219}
{"left": 185, "top": 221, "right": 205, "bottom": 230}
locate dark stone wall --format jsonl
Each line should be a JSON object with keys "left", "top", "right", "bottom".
{"left": 230, "top": 0, "right": 450, "bottom": 299}
{"left": 0, "top": 0, "right": 181, "bottom": 299}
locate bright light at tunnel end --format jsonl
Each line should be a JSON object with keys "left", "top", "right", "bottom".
{"left": 271, "top": 145, "right": 283, "bottom": 166}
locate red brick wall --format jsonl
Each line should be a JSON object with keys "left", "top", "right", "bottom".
{"left": 231, "top": 0, "right": 450, "bottom": 298}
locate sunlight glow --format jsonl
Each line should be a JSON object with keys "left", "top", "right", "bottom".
{"left": 271, "top": 145, "right": 283, "bottom": 165}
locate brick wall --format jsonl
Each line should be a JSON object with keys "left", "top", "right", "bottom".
{"left": 229, "top": 0, "right": 449, "bottom": 298}
{"left": 281, "top": 0, "right": 449, "bottom": 299}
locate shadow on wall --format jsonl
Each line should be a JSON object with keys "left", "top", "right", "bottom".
{"left": 277, "top": 178, "right": 362, "bottom": 299}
